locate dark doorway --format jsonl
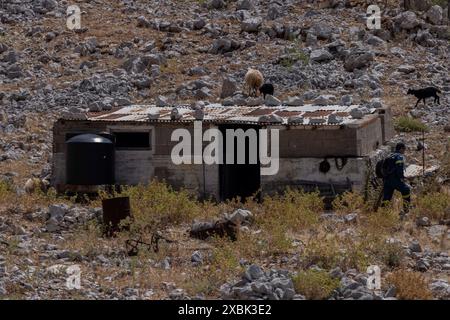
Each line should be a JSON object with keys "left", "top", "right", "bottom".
{"left": 219, "top": 124, "right": 261, "bottom": 201}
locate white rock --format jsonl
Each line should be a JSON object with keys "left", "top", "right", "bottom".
{"left": 264, "top": 95, "right": 282, "bottom": 106}
{"left": 156, "top": 95, "right": 168, "bottom": 107}
{"left": 226, "top": 209, "right": 253, "bottom": 225}
{"left": 283, "top": 96, "right": 304, "bottom": 106}
{"left": 340, "top": 95, "right": 353, "bottom": 106}
{"left": 258, "top": 114, "right": 283, "bottom": 123}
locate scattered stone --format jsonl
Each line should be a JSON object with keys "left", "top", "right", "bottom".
{"left": 264, "top": 95, "right": 282, "bottom": 106}
{"left": 283, "top": 96, "right": 303, "bottom": 106}
{"left": 208, "top": 0, "right": 225, "bottom": 10}
{"left": 225, "top": 209, "right": 253, "bottom": 225}
{"left": 416, "top": 216, "right": 431, "bottom": 227}
{"left": 241, "top": 18, "right": 262, "bottom": 33}
{"left": 397, "top": 65, "right": 416, "bottom": 74}
{"left": 426, "top": 5, "right": 443, "bottom": 25}
{"left": 191, "top": 251, "right": 203, "bottom": 264}
{"left": 288, "top": 116, "right": 304, "bottom": 124}
{"left": 328, "top": 113, "right": 343, "bottom": 124}
{"left": 409, "top": 240, "right": 422, "bottom": 253}
{"left": 350, "top": 108, "right": 364, "bottom": 119}
{"left": 344, "top": 213, "right": 358, "bottom": 224}
{"left": 258, "top": 114, "right": 283, "bottom": 123}
{"left": 313, "top": 95, "right": 336, "bottom": 106}
{"left": 344, "top": 49, "right": 374, "bottom": 72}
{"left": 395, "top": 11, "right": 420, "bottom": 30}
{"left": 220, "top": 77, "right": 238, "bottom": 99}
{"left": 156, "top": 96, "right": 168, "bottom": 107}
{"left": 340, "top": 94, "right": 353, "bottom": 106}
{"left": 237, "top": 0, "right": 253, "bottom": 11}
{"left": 310, "top": 49, "right": 333, "bottom": 63}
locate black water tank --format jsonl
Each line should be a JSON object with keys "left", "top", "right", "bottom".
{"left": 66, "top": 134, "right": 115, "bottom": 185}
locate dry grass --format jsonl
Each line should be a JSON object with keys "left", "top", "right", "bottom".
{"left": 412, "top": 191, "right": 450, "bottom": 221}
{"left": 292, "top": 269, "right": 340, "bottom": 300}
{"left": 332, "top": 191, "right": 366, "bottom": 215}
{"left": 97, "top": 180, "right": 218, "bottom": 234}
{"left": 395, "top": 116, "right": 429, "bottom": 133}
{"left": 386, "top": 270, "right": 433, "bottom": 300}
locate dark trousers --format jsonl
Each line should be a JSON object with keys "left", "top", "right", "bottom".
{"left": 382, "top": 178, "right": 411, "bottom": 212}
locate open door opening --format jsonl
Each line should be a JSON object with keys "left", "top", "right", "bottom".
{"left": 219, "top": 124, "right": 261, "bottom": 202}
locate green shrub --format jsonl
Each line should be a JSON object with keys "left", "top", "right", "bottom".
{"left": 394, "top": 116, "right": 428, "bottom": 133}
{"left": 292, "top": 269, "right": 340, "bottom": 300}
{"left": 280, "top": 40, "right": 309, "bottom": 69}
{"left": 258, "top": 188, "right": 322, "bottom": 232}
{"left": 101, "top": 180, "right": 203, "bottom": 233}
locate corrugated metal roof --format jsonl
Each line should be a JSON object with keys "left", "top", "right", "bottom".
{"left": 63, "top": 104, "right": 377, "bottom": 126}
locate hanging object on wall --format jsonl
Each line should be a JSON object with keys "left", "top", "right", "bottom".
{"left": 319, "top": 158, "right": 331, "bottom": 173}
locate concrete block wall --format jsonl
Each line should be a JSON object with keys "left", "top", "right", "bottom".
{"left": 261, "top": 157, "right": 369, "bottom": 194}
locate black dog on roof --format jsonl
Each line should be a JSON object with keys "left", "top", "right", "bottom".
{"left": 407, "top": 87, "right": 441, "bottom": 107}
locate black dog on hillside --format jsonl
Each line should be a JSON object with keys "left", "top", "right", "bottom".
{"left": 407, "top": 87, "right": 441, "bottom": 107}
{"left": 259, "top": 83, "right": 274, "bottom": 99}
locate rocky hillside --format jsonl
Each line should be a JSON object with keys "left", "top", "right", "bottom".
{"left": 0, "top": 0, "right": 449, "bottom": 300}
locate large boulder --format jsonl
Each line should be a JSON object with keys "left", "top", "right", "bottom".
{"left": 404, "top": 0, "right": 432, "bottom": 12}
{"left": 208, "top": 0, "right": 226, "bottom": 9}
{"left": 426, "top": 5, "right": 443, "bottom": 25}
{"left": 237, "top": 0, "right": 254, "bottom": 11}
{"left": 344, "top": 49, "right": 374, "bottom": 72}
{"left": 241, "top": 17, "right": 262, "bottom": 33}
{"left": 310, "top": 49, "right": 333, "bottom": 62}
{"left": 415, "top": 29, "right": 436, "bottom": 47}
{"left": 209, "top": 38, "right": 241, "bottom": 54}
{"left": 308, "top": 23, "right": 333, "bottom": 40}
{"left": 394, "top": 11, "right": 420, "bottom": 30}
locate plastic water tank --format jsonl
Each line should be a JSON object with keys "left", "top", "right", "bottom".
{"left": 66, "top": 134, "right": 115, "bottom": 185}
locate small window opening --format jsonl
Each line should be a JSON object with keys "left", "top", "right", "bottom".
{"left": 114, "top": 132, "right": 151, "bottom": 149}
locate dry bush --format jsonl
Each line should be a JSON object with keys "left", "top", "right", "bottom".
{"left": 292, "top": 269, "right": 340, "bottom": 300}
{"left": 332, "top": 191, "right": 365, "bottom": 215}
{"left": 100, "top": 180, "right": 206, "bottom": 233}
{"left": 258, "top": 188, "right": 322, "bottom": 231}
{"left": 412, "top": 191, "right": 450, "bottom": 221}
{"left": 362, "top": 206, "right": 400, "bottom": 234}
{"left": 386, "top": 270, "right": 433, "bottom": 300}
{"left": 0, "top": 179, "right": 62, "bottom": 214}
{"left": 303, "top": 235, "right": 369, "bottom": 271}
{"left": 379, "top": 241, "right": 405, "bottom": 269}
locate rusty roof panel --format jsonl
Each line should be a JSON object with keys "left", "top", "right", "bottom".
{"left": 62, "top": 104, "right": 377, "bottom": 127}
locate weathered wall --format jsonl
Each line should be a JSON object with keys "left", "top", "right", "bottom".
{"left": 378, "top": 107, "right": 395, "bottom": 143}
{"left": 261, "top": 157, "right": 369, "bottom": 194}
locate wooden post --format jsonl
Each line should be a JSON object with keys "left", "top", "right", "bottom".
{"left": 422, "top": 130, "right": 425, "bottom": 177}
